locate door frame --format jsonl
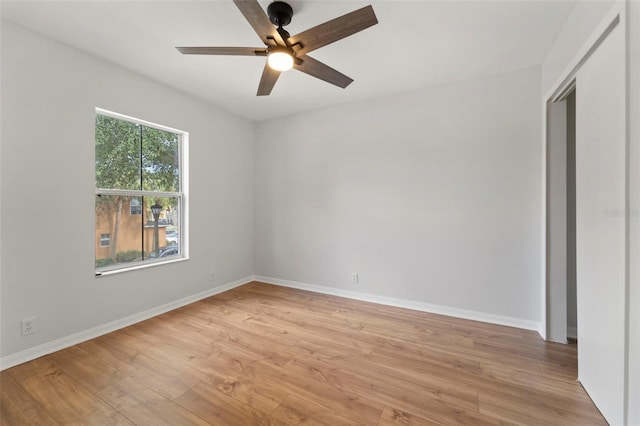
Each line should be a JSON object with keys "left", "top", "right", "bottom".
{"left": 541, "top": 4, "right": 621, "bottom": 341}
{"left": 541, "top": 3, "right": 629, "bottom": 424}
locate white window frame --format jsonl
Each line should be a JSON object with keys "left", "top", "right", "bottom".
{"left": 95, "top": 108, "right": 189, "bottom": 276}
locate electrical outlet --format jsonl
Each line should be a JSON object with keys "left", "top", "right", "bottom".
{"left": 209, "top": 271, "right": 215, "bottom": 282}
{"left": 21, "top": 317, "right": 35, "bottom": 336}
{"left": 352, "top": 272, "right": 359, "bottom": 284}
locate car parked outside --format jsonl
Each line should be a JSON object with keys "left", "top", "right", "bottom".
{"left": 150, "top": 244, "right": 178, "bottom": 258}
{"left": 165, "top": 229, "right": 179, "bottom": 244}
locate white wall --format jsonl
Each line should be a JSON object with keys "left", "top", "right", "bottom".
{"left": 254, "top": 67, "right": 543, "bottom": 327}
{"left": 627, "top": 1, "right": 640, "bottom": 423}
{"left": 0, "top": 21, "right": 255, "bottom": 360}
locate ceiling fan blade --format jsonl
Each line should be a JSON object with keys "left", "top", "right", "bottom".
{"left": 233, "top": 0, "right": 285, "bottom": 47}
{"left": 294, "top": 55, "right": 353, "bottom": 89}
{"left": 257, "top": 62, "right": 281, "bottom": 96}
{"left": 288, "top": 5, "right": 378, "bottom": 57}
{"left": 176, "top": 47, "right": 268, "bottom": 56}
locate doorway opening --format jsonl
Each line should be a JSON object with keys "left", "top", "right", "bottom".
{"left": 546, "top": 86, "right": 577, "bottom": 344}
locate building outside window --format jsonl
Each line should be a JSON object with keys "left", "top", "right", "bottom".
{"left": 95, "top": 109, "right": 187, "bottom": 273}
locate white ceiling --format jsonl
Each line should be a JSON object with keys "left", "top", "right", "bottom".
{"left": 1, "top": 0, "right": 575, "bottom": 121}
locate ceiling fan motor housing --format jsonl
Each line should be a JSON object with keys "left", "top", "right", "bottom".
{"left": 267, "top": 1, "right": 293, "bottom": 27}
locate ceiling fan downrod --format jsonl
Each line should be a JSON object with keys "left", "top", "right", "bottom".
{"left": 267, "top": 1, "right": 293, "bottom": 27}
{"left": 267, "top": 1, "right": 293, "bottom": 40}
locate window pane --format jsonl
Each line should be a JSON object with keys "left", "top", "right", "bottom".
{"left": 96, "top": 195, "right": 143, "bottom": 268}
{"left": 142, "top": 126, "right": 179, "bottom": 192}
{"left": 95, "top": 115, "right": 141, "bottom": 190}
{"left": 95, "top": 194, "right": 181, "bottom": 270}
{"left": 146, "top": 196, "right": 180, "bottom": 260}
{"left": 95, "top": 111, "right": 185, "bottom": 273}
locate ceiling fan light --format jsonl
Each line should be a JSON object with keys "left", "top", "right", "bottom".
{"left": 268, "top": 50, "right": 294, "bottom": 71}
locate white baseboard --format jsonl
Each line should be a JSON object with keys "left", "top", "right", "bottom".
{"left": 254, "top": 275, "right": 541, "bottom": 332}
{"left": 0, "top": 276, "right": 253, "bottom": 371}
{"left": 1, "top": 275, "right": 543, "bottom": 370}
{"left": 567, "top": 326, "right": 578, "bottom": 339}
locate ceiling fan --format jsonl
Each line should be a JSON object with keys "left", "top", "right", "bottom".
{"left": 176, "top": 0, "right": 378, "bottom": 96}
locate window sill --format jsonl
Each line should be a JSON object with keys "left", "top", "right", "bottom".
{"left": 95, "top": 256, "right": 188, "bottom": 277}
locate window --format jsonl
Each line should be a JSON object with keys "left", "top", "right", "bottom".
{"left": 130, "top": 198, "right": 142, "bottom": 215}
{"left": 100, "top": 233, "right": 111, "bottom": 247}
{"left": 95, "top": 109, "right": 187, "bottom": 273}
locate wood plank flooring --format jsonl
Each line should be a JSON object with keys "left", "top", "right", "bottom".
{"left": 0, "top": 282, "right": 606, "bottom": 425}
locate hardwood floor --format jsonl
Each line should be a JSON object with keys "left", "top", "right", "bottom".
{"left": 1, "top": 282, "right": 606, "bottom": 425}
